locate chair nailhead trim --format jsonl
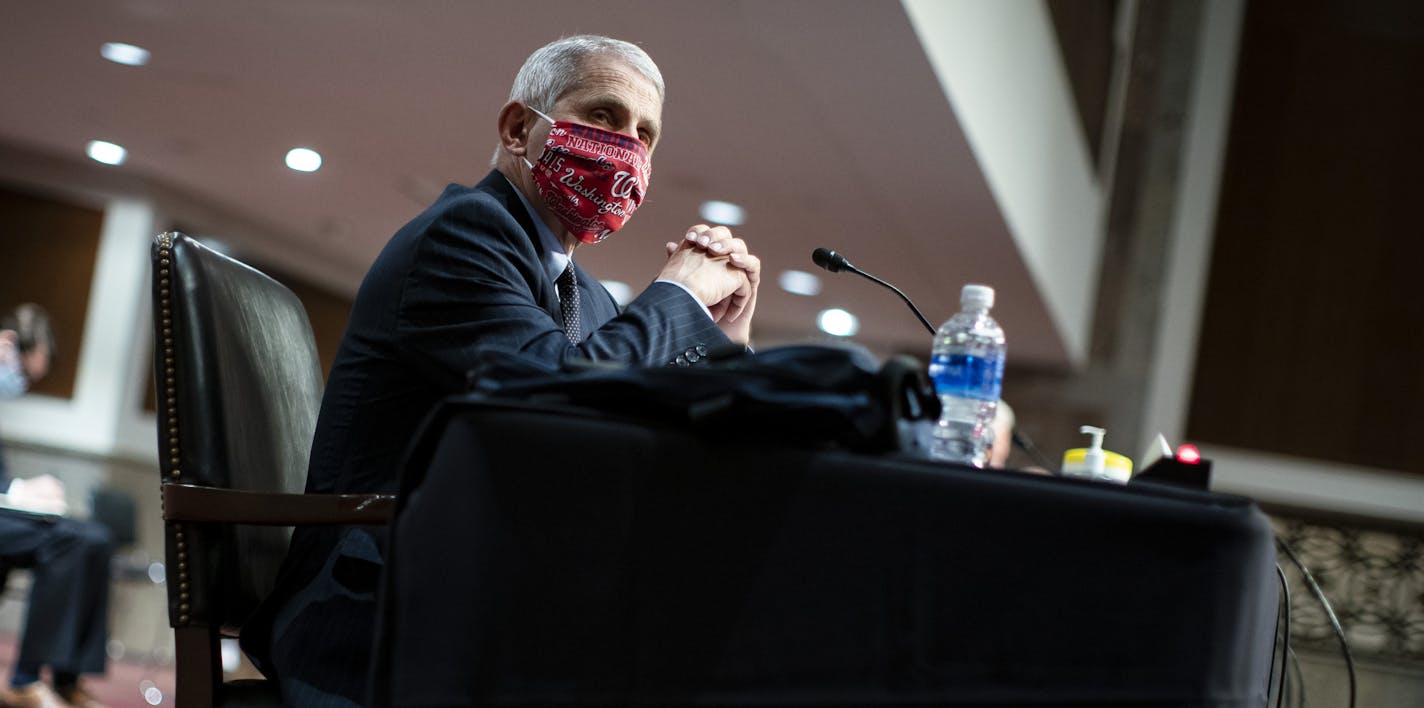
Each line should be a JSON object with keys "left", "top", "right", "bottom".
{"left": 156, "top": 232, "right": 192, "bottom": 628}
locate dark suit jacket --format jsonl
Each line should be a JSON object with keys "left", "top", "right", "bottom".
{"left": 242, "top": 170, "right": 730, "bottom": 706}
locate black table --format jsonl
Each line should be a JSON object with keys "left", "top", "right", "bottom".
{"left": 373, "top": 398, "right": 1278, "bottom": 707}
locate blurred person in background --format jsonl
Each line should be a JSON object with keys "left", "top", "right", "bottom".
{"left": 987, "top": 400, "right": 1016, "bottom": 469}
{"left": 0, "top": 304, "right": 112, "bottom": 708}
{"left": 0, "top": 303, "right": 54, "bottom": 484}
{"left": 986, "top": 401, "right": 1051, "bottom": 474}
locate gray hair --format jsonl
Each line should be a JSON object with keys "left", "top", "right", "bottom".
{"left": 509, "top": 35, "right": 665, "bottom": 111}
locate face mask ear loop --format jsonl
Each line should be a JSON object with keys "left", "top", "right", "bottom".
{"left": 523, "top": 105, "right": 555, "bottom": 170}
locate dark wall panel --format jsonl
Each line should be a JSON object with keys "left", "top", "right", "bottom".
{"left": 1187, "top": 0, "right": 1424, "bottom": 473}
{"left": 0, "top": 184, "right": 103, "bottom": 400}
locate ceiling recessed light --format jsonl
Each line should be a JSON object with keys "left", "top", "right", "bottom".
{"left": 100, "top": 42, "right": 150, "bottom": 66}
{"left": 86, "top": 140, "right": 127, "bottom": 166}
{"left": 285, "top": 147, "right": 322, "bottom": 172}
{"left": 698, "top": 200, "right": 746, "bottom": 226}
{"left": 778, "top": 270, "right": 822, "bottom": 297}
{"left": 601, "top": 280, "right": 633, "bottom": 307}
{"left": 817, "top": 308, "right": 859, "bottom": 337}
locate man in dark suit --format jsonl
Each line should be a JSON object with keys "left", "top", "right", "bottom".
{"left": 242, "top": 35, "right": 762, "bottom": 706}
{"left": 0, "top": 304, "right": 113, "bottom": 708}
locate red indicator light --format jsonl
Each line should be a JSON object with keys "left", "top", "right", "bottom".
{"left": 1176, "top": 444, "right": 1201, "bottom": 464}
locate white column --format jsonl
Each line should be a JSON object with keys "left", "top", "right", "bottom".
{"left": 902, "top": 0, "right": 1104, "bottom": 366}
{"left": 0, "top": 198, "right": 155, "bottom": 456}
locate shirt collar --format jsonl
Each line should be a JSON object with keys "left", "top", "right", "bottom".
{"left": 505, "top": 176, "right": 569, "bottom": 284}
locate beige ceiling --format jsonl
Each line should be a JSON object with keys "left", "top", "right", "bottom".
{"left": 0, "top": 0, "right": 1070, "bottom": 369}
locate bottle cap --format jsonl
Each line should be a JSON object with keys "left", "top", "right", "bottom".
{"left": 961, "top": 284, "right": 994, "bottom": 310}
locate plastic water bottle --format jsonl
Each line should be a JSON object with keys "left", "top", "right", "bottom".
{"left": 928, "top": 284, "right": 1005, "bottom": 466}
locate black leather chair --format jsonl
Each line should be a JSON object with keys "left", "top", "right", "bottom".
{"left": 151, "top": 232, "right": 394, "bottom": 707}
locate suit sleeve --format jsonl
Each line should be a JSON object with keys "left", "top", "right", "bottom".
{"left": 393, "top": 193, "right": 731, "bottom": 387}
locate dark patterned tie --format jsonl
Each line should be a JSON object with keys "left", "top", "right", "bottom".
{"left": 556, "top": 264, "right": 582, "bottom": 343}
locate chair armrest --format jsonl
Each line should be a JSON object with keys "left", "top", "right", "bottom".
{"left": 161, "top": 483, "right": 395, "bottom": 525}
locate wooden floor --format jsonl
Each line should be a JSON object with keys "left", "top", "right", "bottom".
{"left": 0, "top": 631, "right": 176, "bottom": 707}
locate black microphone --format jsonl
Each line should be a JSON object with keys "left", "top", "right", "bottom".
{"left": 811, "top": 247, "right": 935, "bottom": 334}
{"left": 811, "top": 247, "right": 853, "bottom": 273}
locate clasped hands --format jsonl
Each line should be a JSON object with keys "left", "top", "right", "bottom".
{"left": 657, "top": 225, "right": 760, "bottom": 345}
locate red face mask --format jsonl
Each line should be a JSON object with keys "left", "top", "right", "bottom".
{"left": 525, "top": 108, "right": 651, "bottom": 244}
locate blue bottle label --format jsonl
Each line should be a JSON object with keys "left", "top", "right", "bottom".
{"left": 929, "top": 351, "right": 1004, "bottom": 401}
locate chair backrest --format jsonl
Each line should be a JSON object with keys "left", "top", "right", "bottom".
{"left": 151, "top": 231, "right": 324, "bottom": 634}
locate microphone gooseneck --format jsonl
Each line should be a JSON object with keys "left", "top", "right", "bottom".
{"left": 810, "top": 247, "right": 935, "bottom": 335}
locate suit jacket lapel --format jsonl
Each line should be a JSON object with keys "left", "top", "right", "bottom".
{"left": 474, "top": 171, "right": 561, "bottom": 318}
{"left": 475, "top": 171, "right": 622, "bottom": 336}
